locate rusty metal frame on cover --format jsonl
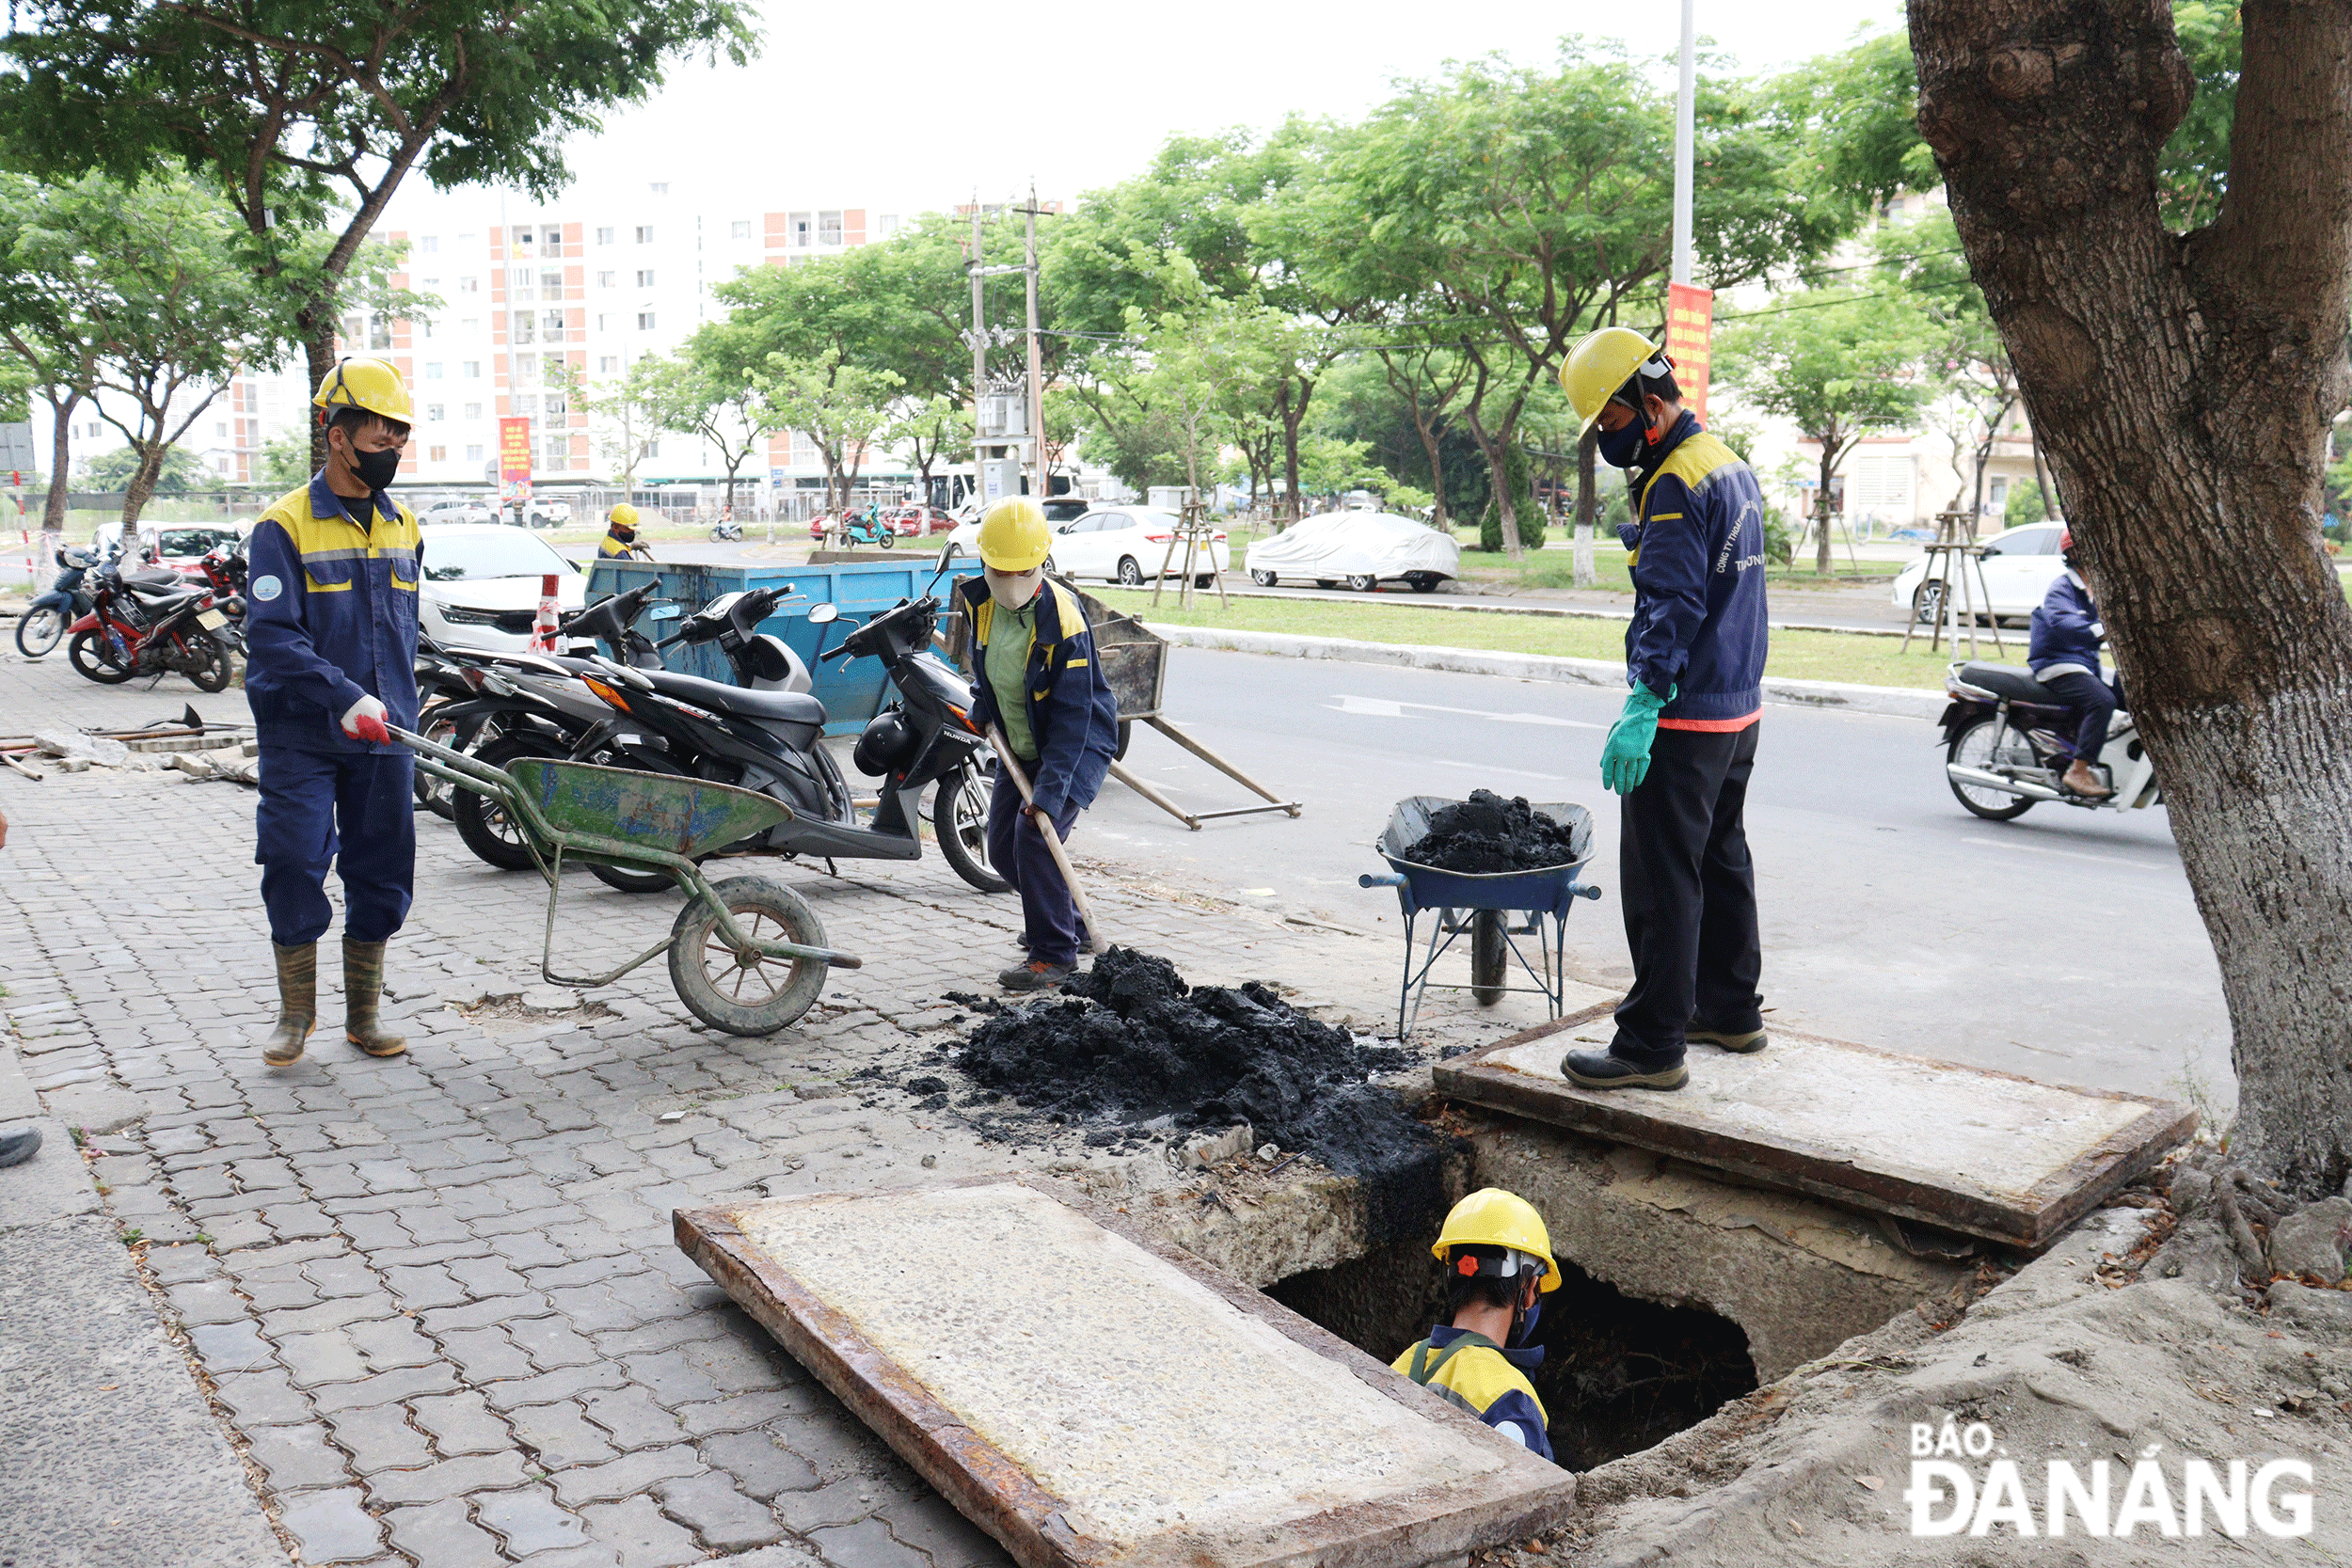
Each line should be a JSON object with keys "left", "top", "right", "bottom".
{"left": 675, "top": 1175, "right": 1574, "bottom": 1568}
{"left": 1435, "top": 1003, "right": 2196, "bottom": 1251}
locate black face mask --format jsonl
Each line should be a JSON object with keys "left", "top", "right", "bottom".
{"left": 350, "top": 445, "right": 402, "bottom": 493}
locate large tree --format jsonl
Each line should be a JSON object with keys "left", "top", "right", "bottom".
{"left": 0, "top": 0, "right": 755, "bottom": 463}
{"left": 1909, "top": 0, "right": 2351, "bottom": 1193}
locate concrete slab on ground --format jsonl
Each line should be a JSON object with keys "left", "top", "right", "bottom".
{"left": 678, "top": 1178, "right": 1574, "bottom": 1568}
{"left": 1436, "top": 1003, "right": 2195, "bottom": 1249}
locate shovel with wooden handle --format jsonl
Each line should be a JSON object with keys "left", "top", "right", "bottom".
{"left": 987, "top": 728, "right": 1110, "bottom": 957}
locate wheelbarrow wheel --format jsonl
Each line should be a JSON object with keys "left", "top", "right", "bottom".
{"left": 668, "top": 876, "right": 828, "bottom": 1036}
{"left": 1470, "top": 911, "right": 1508, "bottom": 1005}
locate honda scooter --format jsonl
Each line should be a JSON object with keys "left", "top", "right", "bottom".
{"left": 1938, "top": 659, "right": 2162, "bottom": 820}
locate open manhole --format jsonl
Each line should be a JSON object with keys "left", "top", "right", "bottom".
{"left": 1265, "top": 1237, "right": 1758, "bottom": 1472}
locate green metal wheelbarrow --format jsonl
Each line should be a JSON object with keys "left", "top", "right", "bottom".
{"left": 393, "top": 725, "right": 862, "bottom": 1037}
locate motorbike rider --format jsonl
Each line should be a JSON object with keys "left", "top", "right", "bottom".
{"left": 1554, "top": 326, "right": 1772, "bottom": 1093}
{"left": 956, "top": 497, "right": 1120, "bottom": 991}
{"left": 244, "top": 356, "right": 423, "bottom": 1069}
{"left": 2027, "top": 529, "right": 2119, "bottom": 799}
{"left": 598, "top": 502, "right": 652, "bottom": 560}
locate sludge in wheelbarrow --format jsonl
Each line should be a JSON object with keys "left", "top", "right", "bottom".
{"left": 1361, "top": 795, "right": 1602, "bottom": 1037}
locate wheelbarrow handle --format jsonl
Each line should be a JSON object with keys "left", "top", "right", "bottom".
{"left": 1359, "top": 872, "right": 1409, "bottom": 889}
{"left": 1567, "top": 880, "right": 1603, "bottom": 901}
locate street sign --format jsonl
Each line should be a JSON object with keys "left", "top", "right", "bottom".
{"left": 498, "top": 416, "right": 533, "bottom": 502}
{"left": 0, "top": 423, "right": 36, "bottom": 475}
{"left": 1665, "top": 281, "right": 1713, "bottom": 424}
{"left": 769, "top": 466, "right": 786, "bottom": 490}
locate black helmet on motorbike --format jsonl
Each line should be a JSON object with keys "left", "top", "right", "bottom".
{"left": 852, "top": 710, "right": 922, "bottom": 777}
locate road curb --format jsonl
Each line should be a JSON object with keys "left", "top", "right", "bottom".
{"left": 1150, "top": 626, "right": 1949, "bottom": 721}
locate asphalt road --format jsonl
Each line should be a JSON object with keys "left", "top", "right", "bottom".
{"left": 1073, "top": 646, "right": 2231, "bottom": 1111}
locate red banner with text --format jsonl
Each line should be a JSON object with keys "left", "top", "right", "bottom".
{"left": 1665, "top": 282, "right": 1714, "bottom": 425}
{"left": 498, "top": 416, "right": 533, "bottom": 503}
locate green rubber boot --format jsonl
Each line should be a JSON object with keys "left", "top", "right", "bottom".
{"left": 260, "top": 942, "right": 316, "bottom": 1067}
{"left": 342, "top": 940, "right": 408, "bottom": 1058}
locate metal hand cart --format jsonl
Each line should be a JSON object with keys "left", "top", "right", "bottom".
{"left": 1358, "top": 796, "right": 1602, "bottom": 1039}
{"left": 394, "top": 726, "right": 861, "bottom": 1037}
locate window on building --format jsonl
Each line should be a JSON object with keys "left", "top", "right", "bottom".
{"left": 635, "top": 225, "right": 654, "bottom": 244}
{"left": 543, "top": 392, "right": 566, "bottom": 419}
{"left": 428, "top": 445, "right": 448, "bottom": 462}
{"left": 419, "top": 320, "right": 434, "bottom": 339}
{"left": 819, "top": 211, "right": 843, "bottom": 245}
{"left": 421, "top": 235, "right": 438, "bottom": 253}
{"left": 515, "top": 353, "right": 538, "bottom": 385}
{"left": 635, "top": 268, "right": 655, "bottom": 287}
{"left": 510, "top": 225, "right": 535, "bottom": 255}
{"left": 421, "top": 277, "right": 439, "bottom": 291}
{"left": 511, "top": 311, "right": 535, "bottom": 343}
{"left": 462, "top": 361, "right": 480, "bottom": 378}
{"left": 370, "top": 316, "right": 391, "bottom": 350}
{"left": 426, "top": 404, "right": 445, "bottom": 421}
{"left": 878, "top": 214, "right": 899, "bottom": 236}
{"left": 463, "top": 403, "right": 482, "bottom": 419}
{"left": 542, "top": 224, "right": 561, "bottom": 251}
{"left": 596, "top": 313, "right": 611, "bottom": 332}
{"left": 514, "top": 393, "right": 537, "bottom": 416}
{"left": 636, "top": 311, "right": 656, "bottom": 330}
{"left": 509, "top": 266, "right": 535, "bottom": 301}
{"left": 649, "top": 182, "right": 668, "bottom": 196}
{"left": 597, "top": 356, "right": 618, "bottom": 373}
{"left": 459, "top": 318, "right": 478, "bottom": 334}
{"left": 596, "top": 270, "right": 615, "bottom": 288}
{"left": 596, "top": 226, "right": 613, "bottom": 245}
{"left": 644, "top": 439, "right": 660, "bottom": 458}
{"left": 215, "top": 456, "right": 230, "bottom": 474}
{"left": 540, "top": 436, "right": 570, "bottom": 468}
{"left": 424, "top": 362, "right": 444, "bottom": 379}
{"left": 458, "top": 276, "right": 478, "bottom": 293}
{"left": 465, "top": 443, "right": 485, "bottom": 462}
{"left": 730, "top": 219, "right": 751, "bottom": 240}
{"left": 215, "top": 420, "right": 228, "bottom": 436}
{"left": 540, "top": 268, "right": 563, "bottom": 298}
{"left": 790, "top": 212, "right": 811, "bottom": 247}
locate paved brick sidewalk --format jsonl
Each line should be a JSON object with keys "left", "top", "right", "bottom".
{"left": 0, "top": 656, "right": 1553, "bottom": 1567}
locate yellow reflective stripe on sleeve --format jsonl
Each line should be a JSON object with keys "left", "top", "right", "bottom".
{"left": 1647, "top": 512, "right": 1684, "bottom": 520}
{"left": 1065, "top": 657, "right": 1089, "bottom": 670}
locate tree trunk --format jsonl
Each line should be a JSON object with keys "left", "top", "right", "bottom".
{"left": 304, "top": 328, "right": 336, "bottom": 473}
{"left": 1574, "top": 425, "right": 1597, "bottom": 587}
{"left": 1815, "top": 434, "right": 1839, "bottom": 576}
{"left": 1464, "top": 405, "right": 1526, "bottom": 560}
{"left": 121, "top": 440, "right": 163, "bottom": 530}
{"left": 41, "top": 388, "right": 78, "bottom": 531}
{"left": 1914, "top": 0, "right": 2352, "bottom": 1194}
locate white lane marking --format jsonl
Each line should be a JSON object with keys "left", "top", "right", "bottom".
{"left": 1433, "top": 758, "right": 1570, "bottom": 782}
{"left": 1960, "top": 835, "right": 2177, "bottom": 874}
{"left": 1329, "top": 694, "right": 1604, "bottom": 729}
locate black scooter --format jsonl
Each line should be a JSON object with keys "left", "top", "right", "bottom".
{"left": 573, "top": 580, "right": 1006, "bottom": 892}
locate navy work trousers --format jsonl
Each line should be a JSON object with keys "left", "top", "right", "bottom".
{"left": 2038, "top": 669, "right": 2121, "bottom": 766}
{"left": 986, "top": 768, "right": 1084, "bottom": 967}
{"left": 256, "top": 747, "right": 417, "bottom": 947}
{"left": 1612, "top": 722, "right": 1763, "bottom": 1069}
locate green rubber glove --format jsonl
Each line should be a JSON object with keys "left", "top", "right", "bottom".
{"left": 1600, "top": 685, "right": 1672, "bottom": 795}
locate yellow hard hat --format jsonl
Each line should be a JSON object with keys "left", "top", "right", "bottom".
{"left": 311, "top": 356, "right": 414, "bottom": 424}
{"left": 977, "top": 496, "right": 1051, "bottom": 572}
{"left": 608, "top": 503, "right": 639, "bottom": 529}
{"left": 1561, "top": 326, "right": 1668, "bottom": 435}
{"left": 1432, "top": 1188, "right": 1559, "bottom": 1292}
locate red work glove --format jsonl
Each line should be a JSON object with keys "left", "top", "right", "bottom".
{"left": 340, "top": 694, "right": 391, "bottom": 745}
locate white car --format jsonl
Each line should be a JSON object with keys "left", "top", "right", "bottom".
{"left": 1048, "top": 506, "right": 1230, "bottom": 586}
{"left": 1244, "top": 510, "right": 1460, "bottom": 592}
{"left": 422, "top": 499, "right": 496, "bottom": 527}
{"left": 417, "top": 524, "right": 587, "bottom": 652}
{"left": 1890, "top": 521, "right": 2067, "bottom": 625}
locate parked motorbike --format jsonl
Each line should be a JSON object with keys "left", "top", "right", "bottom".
{"left": 709, "top": 516, "right": 743, "bottom": 542}
{"left": 1939, "top": 659, "right": 2161, "bottom": 819}
{"left": 66, "top": 557, "right": 235, "bottom": 691}
{"left": 835, "top": 507, "right": 896, "bottom": 550}
{"left": 569, "top": 574, "right": 1005, "bottom": 892}
{"left": 17, "top": 545, "right": 99, "bottom": 657}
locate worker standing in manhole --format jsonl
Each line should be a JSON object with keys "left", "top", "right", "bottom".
{"left": 244, "top": 357, "right": 424, "bottom": 1068}
{"left": 1558, "top": 328, "right": 1769, "bottom": 1092}
{"left": 956, "top": 497, "right": 1120, "bottom": 990}
{"left": 1393, "top": 1189, "right": 1560, "bottom": 1462}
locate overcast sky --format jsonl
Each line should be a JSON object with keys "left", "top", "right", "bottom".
{"left": 503, "top": 0, "right": 1905, "bottom": 216}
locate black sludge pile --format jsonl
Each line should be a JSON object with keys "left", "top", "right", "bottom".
{"left": 1405, "top": 788, "right": 1581, "bottom": 873}
{"left": 950, "top": 947, "right": 1455, "bottom": 1240}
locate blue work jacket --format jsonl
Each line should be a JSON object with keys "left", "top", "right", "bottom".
{"left": 1393, "top": 1325, "right": 1556, "bottom": 1463}
{"left": 2028, "top": 572, "right": 2104, "bottom": 678}
{"left": 956, "top": 575, "right": 1119, "bottom": 820}
{"left": 244, "top": 473, "right": 421, "bottom": 755}
{"left": 1619, "top": 411, "right": 1771, "bottom": 726}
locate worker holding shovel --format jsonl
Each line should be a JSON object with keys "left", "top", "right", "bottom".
{"left": 956, "top": 498, "right": 1120, "bottom": 990}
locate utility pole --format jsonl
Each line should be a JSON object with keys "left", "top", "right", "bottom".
{"left": 1673, "top": 0, "right": 1696, "bottom": 285}
{"left": 1022, "top": 185, "right": 1045, "bottom": 499}
{"left": 969, "top": 199, "right": 986, "bottom": 513}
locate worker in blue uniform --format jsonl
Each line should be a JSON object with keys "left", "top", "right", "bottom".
{"left": 1392, "top": 1189, "right": 1560, "bottom": 1462}
{"left": 1556, "top": 327, "right": 1772, "bottom": 1092}
{"left": 244, "top": 356, "right": 423, "bottom": 1067}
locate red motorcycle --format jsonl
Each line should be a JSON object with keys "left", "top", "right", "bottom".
{"left": 67, "top": 550, "right": 238, "bottom": 692}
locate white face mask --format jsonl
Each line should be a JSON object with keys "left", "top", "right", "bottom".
{"left": 986, "top": 566, "right": 1042, "bottom": 611}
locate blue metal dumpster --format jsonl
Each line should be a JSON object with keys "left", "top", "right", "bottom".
{"left": 583, "top": 557, "right": 953, "bottom": 736}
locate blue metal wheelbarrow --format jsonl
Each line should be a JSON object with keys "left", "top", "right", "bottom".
{"left": 393, "top": 725, "right": 862, "bottom": 1037}
{"left": 1359, "top": 796, "right": 1602, "bottom": 1039}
